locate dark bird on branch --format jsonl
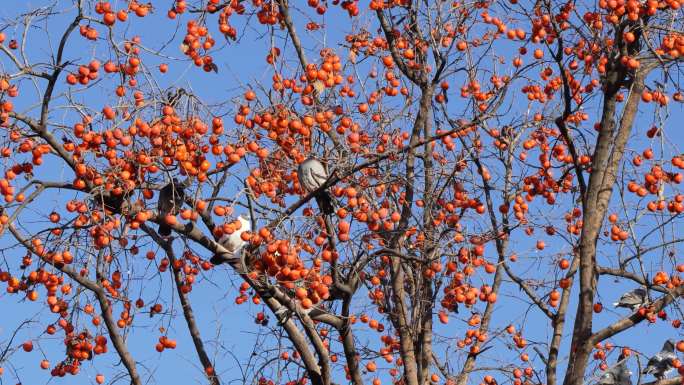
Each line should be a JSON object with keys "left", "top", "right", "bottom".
{"left": 157, "top": 178, "right": 185, "bottom": 236}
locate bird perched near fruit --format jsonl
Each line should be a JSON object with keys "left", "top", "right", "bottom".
{"left": 157, "top": 179, "right": 185, "bottom": 236}
{"left": 642, "top": 340, "right": 677, "bottom": 380}
{"left": 210, "top": 214, "right": 251, "bottom": 268}
{"left": 90, "top": 187, "right": 126, "bottom": 215}
{"left": 598, "top": 355, "right": 632, "bottom": 385}
{"left": 297, "top": 157, "right": 334, "bottom": 215}
{"left": 613, "top": 287, "right": 648, "bottom": 311}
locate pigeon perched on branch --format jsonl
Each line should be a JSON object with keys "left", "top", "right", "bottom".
{"left": 157, "top": 179, "right": 185, "bottom": 236}
{"left": 297, "top": 157, "right": 334, "bottom": 215}
{"left": 613, "top": 287, "right": 648, "bottom": 311}
{"left": 210, "top": 214, "right": 251, "bottom": 268}
{"left": 598, "top": 355, "right": 632, "bottom": 385}
{"left": 642, "top": 340, "right": 677, "bottom": 380}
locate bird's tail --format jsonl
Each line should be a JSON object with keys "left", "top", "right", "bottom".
{"left": 158, "top": 224, "right": 171, "bottom": 236}
{"left": 211, "top": 251, "right": 243, "bottom": 270}
{"left": 315, "top": 191, "right": 335, "bottom": 215}
{"left": 209, "top": 254, "right": 224, "bottom": 265}
{"left": 210, "top": 252, "right": 237, "bottom": 265}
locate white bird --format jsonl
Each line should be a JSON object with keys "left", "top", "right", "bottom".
{"left": 210, "top": 214, "right": 251, "bottom": 268}
{"left": 613, "top": 287, "right": 648, "bottom": 311}
{"left": 598, "top": 355, "right": 632, "bottom": 385}
{"left": 643, "top": 340, "right": 677, "bottom": 380}
{"left": 297, "top": 157, "right": 334, "bottom": 215}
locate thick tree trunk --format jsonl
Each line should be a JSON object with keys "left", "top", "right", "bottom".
{"left": 562, "top": 66, "right": 649, "bottom": 385}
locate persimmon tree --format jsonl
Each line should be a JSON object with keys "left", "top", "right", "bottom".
{"left": 0, "top": 1, "right": 683, "bottom": 385}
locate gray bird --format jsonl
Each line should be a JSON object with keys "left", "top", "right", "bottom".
{"left": 297, "top": 157, "right": 334, "bottom": 215}
{"left": 613, "top": 288, "right": 648, "bottom": 311}
{"left": 642, "top": 340, "right": 677, "bottom": 380}
{"left": 157, "top": 178, "right": 185, "bottom": 236}
{"left": 598, "top": 355, "right": 632, "bottom": 385}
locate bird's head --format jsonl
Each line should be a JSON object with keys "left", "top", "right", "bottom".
{"left": 664, "top": 339, "right": 675, "bottom": 352}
